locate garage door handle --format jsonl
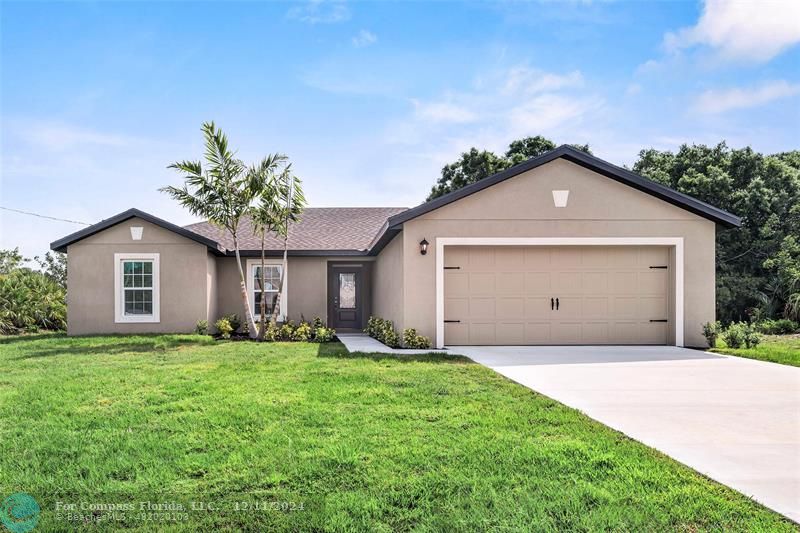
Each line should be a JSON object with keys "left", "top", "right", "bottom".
{"left": 650, "top": 319, "right": 668, "bottom": 322}
{"left": 444, "top": 320, "right": 461, "bottom": 323}
{"left": 551, "top": 298, "right": 554, "bottom": 310}
{"left": 556, "top": 298, "right": 559, "bottom": 310}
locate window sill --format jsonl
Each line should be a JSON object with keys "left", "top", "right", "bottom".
{"left": 115, "top": 315, "right": 160, "bottom": 324}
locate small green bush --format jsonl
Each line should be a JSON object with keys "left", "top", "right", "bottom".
{"left": 0, "top": 268, "right": 66, "bottom": 334}
{"left": 293, "top": 322, "right": 312, "bottom": 342}
{"left": 215, "top": 318, "right": 233, "bottom": 339}
{"left": 312, "top": 316, "right": 325, "bottom": 330}
{"left": 756, "top": 318, "right": 799, "bottom": 335}
{"left": 195, "top": 319, "right": 209, "bottom": 335}
{"left": 222, "top": 313, "right": 242, "bottom": 333}
{"left": 402, "top": 328, "right": 431, "bottom": 349}
{"left": 264, "top": 321, "right": 279, "bottom": 342}
{"left": 702, "top": 321, "right": 721, "bottom": 348}
{"left": 278, "top": 321, "right": 295, "bottom": 341}
{"left": 722, "top": 322, "right": 762, "bottom": 349}
{"left": 312, "top": 326, "right": 335, "bottom": 343}
{"left": 365, "top": 316, "right": 401, "bottom": 348}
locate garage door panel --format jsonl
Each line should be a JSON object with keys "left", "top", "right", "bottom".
{"left": 497, "top": 297, "right": 524, "bottom": 319}
{"left": 444, "top": 272, "right": 469, "bottom": 296}
{"left": 553, "top": 272, "right": 582, "bottom": 294}
{"left": 469, "top": 273, "right": 496, "bottom": 294}
{"left": 496, "top": 272, "right": 524, "bottom": 294}
{"left": 469, "top": 322, "right": 496, "bottom": 344}
{"left": 469, "top": 297, "right": 495, "bottom": 319}
{"left": 556, "top": 296, "right": 582, "bottom": 318}
{"left": 582, "top": 272, "right": 608, "bottom": 292}
{"left": 583, "top": 297, "right": 609, "bottom": 318}
{"left": 525, "top": 322, "right": 551, "bottom": 343}
{"left": 496, "top": 322, "right": 524, "bottom": 344}
{"left": 639, "top": 271, "right": 668, "bottom": 294}
{"left": 524, "top": 272, "right": 551, "bottom": 294}
{"left": 444, "top": 322, "right": 469, "bottom": 345}
{"left": 444, "top": 246, "right": 670, "bottom": 345}
{"left": 525, "top": 297, "right": 551, "bottom": 318}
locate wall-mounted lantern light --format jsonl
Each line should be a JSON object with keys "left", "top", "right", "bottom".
{"left": 419, "top": 238, "right": 429, "bottom": 255}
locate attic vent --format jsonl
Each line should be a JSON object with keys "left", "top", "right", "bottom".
{"left": 552, "top": 190, "right": 570, "bottom": 207}
{"left": 130, "top": 226, "right": 143, "bottom": 241}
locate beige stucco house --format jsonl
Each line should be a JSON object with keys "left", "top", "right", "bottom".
{"left": 52, "top": 146, "right": 740, "bottom": 347}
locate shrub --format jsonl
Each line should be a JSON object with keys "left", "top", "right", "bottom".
{"left": 702, "top": 321, "right": 721, "bottom": 348}
{"left": 312, "top": 316, "right": 325, "bottom": 330}
{"left": 221, "top": 313, "right": 241, "bottom": 333}
{"left": 0, "top": 268, "right": 66, "bottom": 334}
{"left": 293, "top": 322, "right": 312, "bottom": 342}
{"left": 312, "top": 326, "right": 335, "bottom": 343}
{"left": 365, "top": 316, "right": 401, "bottom": 348}
{"left": 195, "top": 319, "right": 209, "bottom": 335}
{"left": 264, "top": 321, "right": 279, "bottom": 342}
{"left": 215, "top": 318, "right": 233, "bottom": 339}
{"left": 756, "top": 318, "right": 799, "bottom": 335}
{"left": 278, "top": 321, "right": 295, "bottom": 341}
{"left": 402, "top": 328, "right": 431, "bottom": 349}
{"left": 722, "top": 322, "right": 762, "bottom": 349}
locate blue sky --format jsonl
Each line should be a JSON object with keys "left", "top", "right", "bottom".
{"left": 2, "top": 0, "right": 799, "bottom": 257}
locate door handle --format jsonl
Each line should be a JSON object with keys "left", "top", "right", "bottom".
{"left": 551, "top": 298, "right": 554, "bottom": 310}
{"left": 556, "top": 298, "right": 559, "bottom": 311}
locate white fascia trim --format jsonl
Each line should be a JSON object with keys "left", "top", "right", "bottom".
{"left": 434, "top": 237, "right": 685, "bottom": 348}
{"left": 114, "top": 252, "right": 160, "bottom": 323}
{"left": 246, "top": 259, "right": 288, "bottom": 322}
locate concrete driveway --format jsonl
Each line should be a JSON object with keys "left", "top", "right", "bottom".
{"left": 451, "top": 345, "right": 800, "bottom": 522}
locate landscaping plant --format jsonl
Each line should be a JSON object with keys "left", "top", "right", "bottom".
{"left": 702, "top": 321, "right": 722, "bottom": 348}
{"left": 214, "top": 317, "right": 233, "bottom": 339}
{"left": 195, "top": 319, "right": 209, "bottom": 335}
{"left": 402, "top": 328, "right": 432, "bottom": 349}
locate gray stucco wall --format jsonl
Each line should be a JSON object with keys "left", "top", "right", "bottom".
{"left": 371, "top": 233, "right": 405, "bottom": 331}
{"left": 66, "top": 217, "right": 209, "bottom": 335}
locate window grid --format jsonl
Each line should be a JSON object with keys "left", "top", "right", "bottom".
{"left": 253, "top": 265, "right": 282, "bottom": 317}
{"left": 122, "top": 260, "right": 154, "bottom": 315}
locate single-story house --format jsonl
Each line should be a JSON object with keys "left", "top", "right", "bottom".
{"left": 51, "top": 145, "right": 740, "bottom": 347}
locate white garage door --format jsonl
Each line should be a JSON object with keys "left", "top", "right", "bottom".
{"left": 444, "top": 246, "right": 670, "bottom": 345}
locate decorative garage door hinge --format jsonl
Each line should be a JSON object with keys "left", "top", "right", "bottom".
{"left": 649, "top": 265, "right": 668, "bottom": 269}
{"left": 444, "top": 320, "right": 461, "bottom": 323}
{"left": 649, "top": 319, "right": 668, "bottom": 322}
{"left": 444, "top": 266, "right": 461, "bottom": 270}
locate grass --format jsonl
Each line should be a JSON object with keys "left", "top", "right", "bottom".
{"left": 0, "top": 334, "right": 793, "bottom": 531}
{"left": 711, "top": 334, "right": 800, "bottom": 367}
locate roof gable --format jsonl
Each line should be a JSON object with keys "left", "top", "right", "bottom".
{"left": 50, "top": 208, "right": 225, "bottom": 254}
{"left": 386, "top": 145, "right": 741, "bottom": 230}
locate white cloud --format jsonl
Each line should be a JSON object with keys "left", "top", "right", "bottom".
{"left": 13, "top": 121, "right": 139, "bottom": 152}
{"left": 625, "top": 83, "right": 642, "bottom": 96}
{"left": 411, "top": 99, "right": 477, "bottom": 124}
{"left": 664, "top": 0, "right": 800, "bottom": 62}
{"left": 501, "top": 66, "right": 584, "bottom": 95}
{"left": 693, "top": 80, "right": 800, "bottom": 114}
{"left": 286, "top": 0, "right": 350, "bottom": 24}
{"left": 352, "top": 30, "right": 377, "bottom": 48}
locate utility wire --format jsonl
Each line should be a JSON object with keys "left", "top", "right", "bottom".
{"left": 0, "top": 206, "right": 93, "bottom": 226}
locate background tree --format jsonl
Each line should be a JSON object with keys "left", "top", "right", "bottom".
{"left": 161, "top": 122, "right": 260, "bottom": 337}
{"left": 34, "top": 251, "right": 67, "bottom": 288}
{"left": 633, "top": 142, "right": 800, "bottom": 323}
{"left": 427, "top": 135, "right": 591, "bottom": 200}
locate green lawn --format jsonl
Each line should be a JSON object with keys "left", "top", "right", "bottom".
{"left": 0, "top": 334, "right": 792, "bottom": 531}
{"left": 711, "top": 335, "right": 800, "bottom": 367}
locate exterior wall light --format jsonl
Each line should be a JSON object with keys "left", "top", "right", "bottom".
{"left": 419, "top": 238, "right": 429, "bottom": 255}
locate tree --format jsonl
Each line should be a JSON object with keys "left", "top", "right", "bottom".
{"left": 633, "top": 143, "right": 800, "bottom": 322}
{"left": 34, "top": 251, "right": 67, "bottom": 288}
{"left": 0, "top": 248, "right": 25, "bottom": 275}
{"left": 427, "top": 136, "right": 591, "bottom": 200}
{"left": 249, "top": 161, "right": 306, "bottom": 339}
{"left": 161, "top": 122, "right": 261, "bottom": 337}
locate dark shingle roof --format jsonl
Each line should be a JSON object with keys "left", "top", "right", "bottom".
{"left": 184, "top": 207, "right": 407, "bottom": 253}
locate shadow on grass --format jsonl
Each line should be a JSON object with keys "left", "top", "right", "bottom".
{"left": 0, "top": 332, "right": 66, "bottom": 344}
{"left": 13, "top": 335, "right": 212, "bottom": 360}
{"left": 316, "top": 341, "right": 472, "bottom": 364}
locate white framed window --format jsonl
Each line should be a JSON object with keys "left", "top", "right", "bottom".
{"left": 247, "top": 260, "right": 287, "bottom": 321}
{"left": 114, "top": 253, "right": 160, "bottom": 323}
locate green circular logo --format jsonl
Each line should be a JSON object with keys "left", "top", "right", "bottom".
{"left": 0, "top": 493, "right": 40, "bottom": 533}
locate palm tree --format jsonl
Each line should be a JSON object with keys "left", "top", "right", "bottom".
{"left": 160, "top": 121, "right": 260, "bottom": 337}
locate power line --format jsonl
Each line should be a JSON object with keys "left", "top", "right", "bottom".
{"left": 0, "top": 206, "right": 93, "bottom": 226}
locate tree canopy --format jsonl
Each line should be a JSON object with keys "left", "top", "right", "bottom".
{"left": 428, "top": 136, "right": 800, "bottom": 323}
{"left": 427, "top": 135, "right": 591, "bottom": 200}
